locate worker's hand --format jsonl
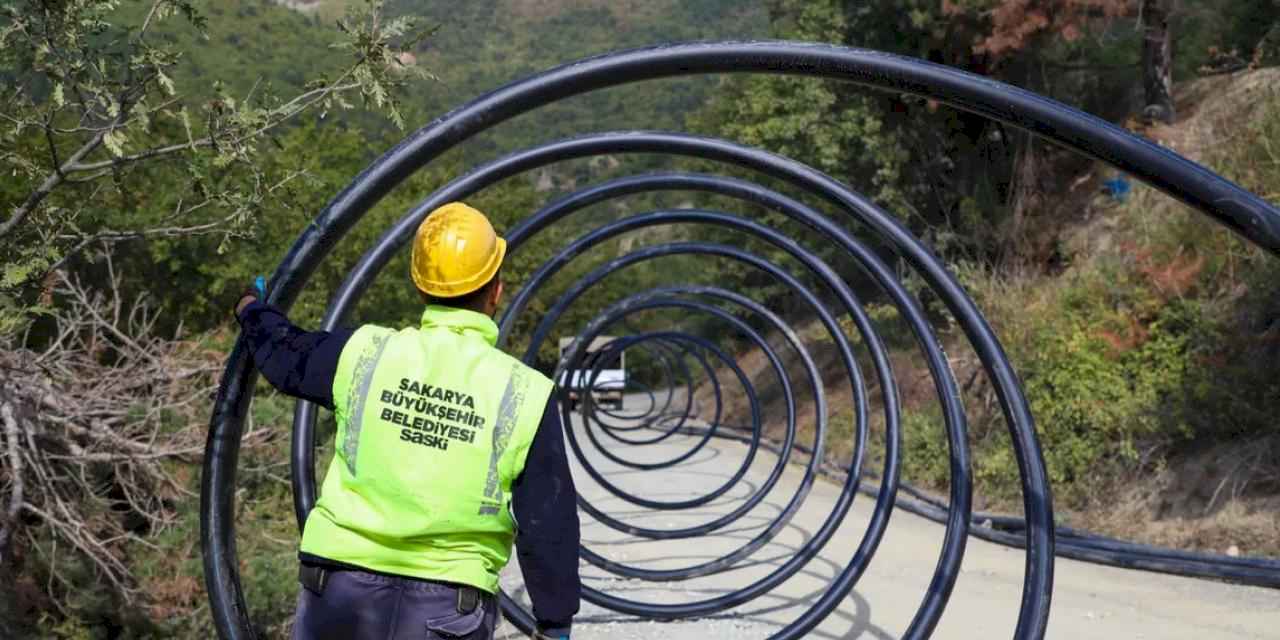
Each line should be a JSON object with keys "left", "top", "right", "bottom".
{"left": 234, "top": 276, "right": 267, "bottom": 317}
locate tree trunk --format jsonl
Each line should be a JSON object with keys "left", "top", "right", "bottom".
{"left": 1007, "top": 132, "right": 1041, "bottom": 260}
{"left": 1141, "top": 0, "right": 1175, "bottom": 123}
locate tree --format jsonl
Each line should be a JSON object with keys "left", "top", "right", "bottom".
{"left": 947, "top": 0, "right": 1134, "bottom": 57}
{"left": 0, "top": 0, "right": 429, "bottom": 334}
{"left": 0, "top": 0, "right": 432, "bottom": 623}
{"left": 949, "top": 1, "right": 1180, "bottom": 122}
{"left": 1141, "top": 0, "right": 1175, "bottom": 122}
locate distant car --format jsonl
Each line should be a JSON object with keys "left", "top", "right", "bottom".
{"left": 557, "top": 336, "right": 625, "bottom": 410}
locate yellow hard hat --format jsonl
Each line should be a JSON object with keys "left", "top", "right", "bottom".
{"left": 410, "top": 202, "right": 506, "bottom": 297}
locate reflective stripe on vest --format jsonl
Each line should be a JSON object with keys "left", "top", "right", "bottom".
{"left": 300, "top": 305, "right": 553, "bottom": 592}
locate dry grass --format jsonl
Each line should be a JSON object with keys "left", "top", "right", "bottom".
{"left": 1074, "top": 436, "right": 1280, "bottom": 557}
{"left": 1140, "top": 67, "right": 1280, "bottom": 166}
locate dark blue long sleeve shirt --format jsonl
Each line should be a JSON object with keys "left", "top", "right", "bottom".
{"left": 236, "top": 300, "right": 580, "bottom": 634}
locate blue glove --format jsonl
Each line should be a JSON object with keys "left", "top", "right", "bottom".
{"left": 234, "top": 276, "right": 268, "bottom": 318}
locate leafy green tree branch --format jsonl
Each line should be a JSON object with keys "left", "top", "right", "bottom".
{"left": 0, "top": 0, "right": 430, "bottom": 331}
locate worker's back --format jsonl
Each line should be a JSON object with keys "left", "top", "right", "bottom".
{"left": 301, "top": 305, "right": 554, "bottom": 592}
{"left": 237, "top": 202, "right": 578, "bottom": 639}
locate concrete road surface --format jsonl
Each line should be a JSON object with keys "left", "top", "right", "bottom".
{"left": 497, "top": 403, "right": 1279, "bottom": 639}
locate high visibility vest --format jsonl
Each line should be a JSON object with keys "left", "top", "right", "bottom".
{"left": 300, "top": 305, "right": 553, "bottom": 593}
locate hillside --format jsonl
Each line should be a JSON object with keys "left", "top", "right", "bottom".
{"left": 135, "top": 0, "right": 768, "bottom": 157}
{"left": 273, "top": 0, "right": 769, "bottom": 153}
{"left": 690, "top": 67, "right": 1280, "bottom": 557}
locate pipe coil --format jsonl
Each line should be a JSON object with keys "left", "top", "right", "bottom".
{"left": 203, "top": 42, "right": 1280, "bottom": 640}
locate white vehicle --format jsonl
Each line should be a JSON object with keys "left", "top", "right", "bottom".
{"left": 557, "top": 336, "right": 625, "bottom": 409}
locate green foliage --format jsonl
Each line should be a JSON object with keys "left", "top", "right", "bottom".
{"left": 689, "top": 1, "right": 916, "bottom": 209}
{"left": 897, "top": 407, "right": 951, "bottom": 491}
{"left": 373, "top": 0, "right": 766, "bottom": 157}
{"left": 0, "top": 0, "right": 429, "bottom": 335}
{"left": 885, "top": 294, "right": 1198, "bottom": 509}
{"left": 691, "top": 0, "right": 1030, "bottom": 269}
{"left": 1183, "top": 0, "right": 1280, "bottom": 71}
{"left": 1016, "top": 303, "right": 1190, "bottom": 502}
{"left": 3, "top": 0, "right": 772, "bottom": 342}
{"left": 948, "top": 82, "right": 1280, "bottom": 507}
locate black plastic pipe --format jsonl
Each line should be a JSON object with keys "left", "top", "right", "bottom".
{"left": 205, "top": 41, "right": 1280, "bottom": 640}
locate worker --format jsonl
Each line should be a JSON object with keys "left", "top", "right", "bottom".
{"left": 233, "top": 202, "right": 580, "bottom": 640}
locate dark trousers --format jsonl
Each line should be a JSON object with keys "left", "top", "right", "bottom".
{"left": 293, "top": 568, "right": 498, "bottom": 640}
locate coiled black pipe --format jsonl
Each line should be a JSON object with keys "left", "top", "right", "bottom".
{"left": 202, "top": 41, "right": 1280, "bottom": 640}
{"left": 315, "top": 130, "right": 983, "bottom": 637}
{"left": 588, "top": 338, "right": 696, "bottom": 445}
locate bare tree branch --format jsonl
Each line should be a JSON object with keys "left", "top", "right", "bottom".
{"left": 0, "top": 401, "right": 24, "bottom": 560}
{"left": 0, "top": 270, "right": 232, "bottom": 599}
{"left": 138, "top": 0, "right": 166, "bottom": 37}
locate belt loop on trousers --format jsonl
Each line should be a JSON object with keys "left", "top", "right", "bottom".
{"left": 456, "top": 585, "right": 479, "bottom": 613}
{"left": 299, "top": 564, "right": 329, "bottom": 595}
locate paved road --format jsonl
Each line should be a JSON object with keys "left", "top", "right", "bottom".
{"left": 497, "top": 405, "right": 1280, "bottom": 639}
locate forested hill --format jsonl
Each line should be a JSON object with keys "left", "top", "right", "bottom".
{"left": 382, "top": 0, "right": 769, "bottom": 151}
{"left": 386, "top": 0, "right": 766, "bottom": 115}
{"left": 253, "top": 0, "right": 769, "bottom": 150}
{"left": 134, "top": 0, "right": 766, "bottom": 146}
